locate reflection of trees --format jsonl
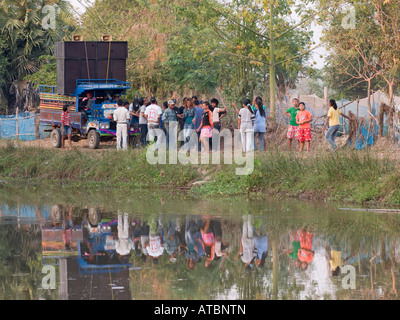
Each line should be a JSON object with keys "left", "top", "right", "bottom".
{"left": 0, "top": 224, "right": 56, "bottom": 299}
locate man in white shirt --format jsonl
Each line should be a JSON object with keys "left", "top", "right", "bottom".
{"left": 144, "top": 97, "right": 162, "bottom": 149}
{"left": 115, "top": 212, "right": 133, "bottom": 256}
{"left": 144, "top": 219, "right": 164, "bottom": 264}
{"left": 113, "top": 99, "right": 130, "bottom": 150}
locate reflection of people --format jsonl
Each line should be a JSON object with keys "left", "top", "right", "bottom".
{"left": 115, "top": 212, "right": 133, "bottom": 256}
{"left": 236, "top": 215, "right": 256, "bottom": 270}
{"left": 214, "top": 220, "right": 229, "bottom": 260}
{"left": 297, "top": 230, "right": 314, "bottom": 271}
{"left": 139, "top": 222, "right": 150, "bottom": 262}
{"left": 180, "top": 218, "right": 203, "bottom": 270}
{"left": 254, "top": 230, "right": 268, "bottom": 267}
{"left": 325, "top": 240, "right": 354, "bottom": 276}
{"left": 62, "top": 205, "right": 73, "bottom": 250}
{"left": 165, "top": 218, "right": 181, "bottom": 262}
{"left": 287, "top": 230, "right": 301, "bottom": 268}
{"left": 201, "top": 218, "right": 216, "bottom": 268}
{"left": 144, "top": 218, "right": 164, "bottom": 264}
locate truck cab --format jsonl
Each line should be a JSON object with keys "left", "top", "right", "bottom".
{"left": 40, "top": 79, "right": 135, "bottom": 149}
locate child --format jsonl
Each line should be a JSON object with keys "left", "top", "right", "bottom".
{"left": 295, "top": 102, "right": 312, "bottom": 152}
{"left": 297, "top": 229, "right": 314, "bottom": 271}
{"left": 196, "top": 102, "right": 214, "bottom": 154}
{"left": 61, "top": 105, "right": 72, "bottom": 150}
{"left": 322, "top": 99, "right": 350, "bottom": 152}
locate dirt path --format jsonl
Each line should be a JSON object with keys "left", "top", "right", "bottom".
{"left": 2, "top": 132, "right": 400, "bottom": 161}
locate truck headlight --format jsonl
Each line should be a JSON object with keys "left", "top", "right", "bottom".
{"left": 100, "top": 123, "right": 110, "bottom": 130}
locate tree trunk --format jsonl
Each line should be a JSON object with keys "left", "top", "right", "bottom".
{"left": 367, "top": 79, "right": 372, "bottom": 114}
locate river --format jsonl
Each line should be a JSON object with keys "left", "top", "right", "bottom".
{"left": 0, "top": 184, "right": 399, "bottom": 300}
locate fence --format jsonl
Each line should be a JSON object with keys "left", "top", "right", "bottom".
{"left": 0, "top": 112, "right": 48, "bottom": 141}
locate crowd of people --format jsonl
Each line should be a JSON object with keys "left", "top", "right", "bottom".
{"left": 60, "top": 92, "right": 349, "bottom": 153}
{"left": 120, "top": 95, "right": 230, "bottom": 153}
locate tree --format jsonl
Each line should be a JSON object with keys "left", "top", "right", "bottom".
{"left": 79, "top": 0, "right": 314, "bottom": 114}
{"left": 317, "top": 0, "right": 400, "bottom": 106}
{"left": 0, "top": 0, "right": 77, "bottom": 113}
{"left": 199, "top": 0, "right": 315, "bottom": 122}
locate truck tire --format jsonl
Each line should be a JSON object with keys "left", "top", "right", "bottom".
{"left": 87, "top": 129, "right": 100, "bottom": 149}
{"left": 88, "top": 207, "right": 101, "bottom": 227}
{"left": 51, "top": 128, "right": 62, "bottom": 148}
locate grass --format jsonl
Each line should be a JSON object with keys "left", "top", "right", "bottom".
{"left": 0, "top": 142, "right": 400, "bottom": 206}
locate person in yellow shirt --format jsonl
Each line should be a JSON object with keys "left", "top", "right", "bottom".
{"left": 325, "top": 244, "right": 355, "bottom": 276}
{"left": 322, "top": 99, "right": 349, "bottom": 152}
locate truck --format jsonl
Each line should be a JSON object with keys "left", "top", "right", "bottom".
{"left": 39, "top": 79, "right": 137, "bottom": 149}
{"left": 39, "top": 40, "right": 136, "bottom": 149}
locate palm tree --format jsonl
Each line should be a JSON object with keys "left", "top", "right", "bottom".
{"left": 0, "top": 0, "right": 77, "bottom": 113}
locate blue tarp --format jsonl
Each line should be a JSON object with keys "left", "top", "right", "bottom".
{"left": 0, "top": 112, "right": 48, "bottom": 141}
{"left": 1, "top": 204, "right": 50, "bottom": 220}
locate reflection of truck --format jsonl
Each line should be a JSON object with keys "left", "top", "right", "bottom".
{"left": 39, "top": 41, "right": 133, "bottom": 149}
{"left": 40, "top": 79, "right": 133, "bottom": 149}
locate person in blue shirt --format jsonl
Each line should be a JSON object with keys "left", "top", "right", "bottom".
{"left": 193, "top": 99, "right": 204, "bottom": 151}
{"left": 254, "top": 233, "right": 268, "bottom": 267}
{"left": 253, "top": 99, "right": 267, "bottom": 151}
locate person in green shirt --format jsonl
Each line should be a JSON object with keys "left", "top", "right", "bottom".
{"left": 284, "top": 98, "right": 300, "bottom": 150}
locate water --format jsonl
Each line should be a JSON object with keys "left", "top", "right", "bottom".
{"left": 1, "top": 185, "right": 400, "bottom": 300}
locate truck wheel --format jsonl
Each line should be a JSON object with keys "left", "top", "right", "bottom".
{"left": 51, "top": 128, "right": 61, "bottom": 148}
{"left": 88, "top": 207, "right": 101, "bottom": 227}
{"left": 88, "top": 130, "right": 100, "bottom": 149}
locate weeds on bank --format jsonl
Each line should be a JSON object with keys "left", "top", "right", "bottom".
{"left": 0, "top": 144, "right": 399, "bottom": 205}
{"left": 0, "top": 145, "right": 199, "bottom": 189}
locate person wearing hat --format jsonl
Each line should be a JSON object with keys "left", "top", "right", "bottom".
{"left": 111, "top": 93, "right": 120, "bottom": 103}
{"left": 129, "top": 97, "right": 141, "bottom": 147}
{"left": 162, "top": 100, "right": 179, "bottom": 150}
{"left": 129, "top": 97, "right": 140, "bottom": 127}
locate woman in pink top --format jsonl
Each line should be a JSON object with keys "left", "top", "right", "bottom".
{"left": 295, "top": 102, "right": 313, "bottom": 152}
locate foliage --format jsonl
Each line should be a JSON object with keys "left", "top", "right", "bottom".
{"left": 0, "top": 0, "right": 77, "bottom": 112}
{"left": 0, "top": 144, "right": 399, "bottom": 206}
{"left": 79, "top": 0, "right": 314, "bottom": 107}
{"left": 24, "top": 55, "right": 57, "bottom": 87}
{"left": 316, "top": 0, "right": 400, "bottom": 103}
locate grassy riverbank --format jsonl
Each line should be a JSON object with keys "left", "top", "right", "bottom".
{"left": 1, "top": 142, "right": 400, "bottom": 206}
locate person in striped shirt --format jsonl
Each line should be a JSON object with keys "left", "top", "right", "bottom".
{"left": 61, "top": 105, "right": 72, "bottom": 150}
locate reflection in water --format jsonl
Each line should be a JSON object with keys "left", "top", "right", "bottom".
{"left": 1, "top": 199, "right": 400, "bottom": 300}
